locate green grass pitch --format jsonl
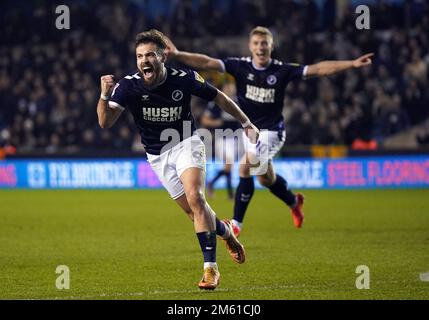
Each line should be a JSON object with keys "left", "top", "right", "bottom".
{"left": 0, "top": 188, "right": 428, "bottom": 299}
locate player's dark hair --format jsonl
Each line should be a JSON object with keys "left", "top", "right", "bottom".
{"left": 135, "top": 29, "right": 167, "bottom": 52}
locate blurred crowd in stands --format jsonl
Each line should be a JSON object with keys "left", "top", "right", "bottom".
{"left": 0, "top": 0, "right": 428, "bottom": 155}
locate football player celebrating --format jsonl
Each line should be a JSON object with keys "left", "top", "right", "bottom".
{"left": 97, "top": 29, "right": 259, "bottom": 290}
{"left": 165, "top": 26, "right": 373, "bottom": 236}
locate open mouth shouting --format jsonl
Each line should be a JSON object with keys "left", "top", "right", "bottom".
{"left": 142, "top": 65, "right": 155, "bottom": 80}
{"left": 255, "top": 52, "right": 268, "bottom": 60}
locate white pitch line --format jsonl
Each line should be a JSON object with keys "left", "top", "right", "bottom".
{"left": 30, "top": 279, "right": 424, "bottom": 300}
{"left": 31, "top": 284, "right": 308, "bottom": 300}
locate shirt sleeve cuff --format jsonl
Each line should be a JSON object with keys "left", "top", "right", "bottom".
{"left": 303, "top": 65, "right": 309, "bottom": 78}
{"left": 108, "top": 101, "right": 125, "bottom": 111}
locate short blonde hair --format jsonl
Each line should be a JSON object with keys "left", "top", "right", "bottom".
{"left": 249, "top": 26, "right": 273, "bottom": 40}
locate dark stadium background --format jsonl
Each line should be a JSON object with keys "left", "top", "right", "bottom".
{"left": 1, "top": 0, "right": 428, "bottom": 158}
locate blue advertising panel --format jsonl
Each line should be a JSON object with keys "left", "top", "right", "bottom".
{"left": 0, "top": 156, "right": 428, "bottom": 189}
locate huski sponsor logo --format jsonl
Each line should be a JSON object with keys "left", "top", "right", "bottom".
{"left": 245, "top": 85, "right": 275, "bottom": 103}
{"left": 142, "top": 107, "right": 182, "bottom": 122}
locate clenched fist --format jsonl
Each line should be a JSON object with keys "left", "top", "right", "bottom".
{"left": 163, "top": 36, "right": 178, "bottom": 59}
{"left": 100, "top": 75, "right": 116, "bottom": 97}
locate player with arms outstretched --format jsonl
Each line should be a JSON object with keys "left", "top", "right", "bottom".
{"left": 166, "top": 26, "right": 373, "bottom": 236}
{"left": 96, "top": 29, "right": 259, "bottom": 290}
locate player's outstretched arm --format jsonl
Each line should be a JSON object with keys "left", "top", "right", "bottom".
{"left": 164, "top": 36, "right": 224, "bottom": 72}
{"left": 213, "top": 90, "right": 259, "bottom": 143}
{"left": 306, "top": 53, "right": 374, "bottom": 78}
{"left": 97, "top": 75, "right": 123, "bottom": 129}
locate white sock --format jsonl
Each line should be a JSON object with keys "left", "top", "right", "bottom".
{"left": 231, "top": 219, "right": 242, "bottom": 230}
{"left": 204, "top": 262, "right": 218, "bottom": 270}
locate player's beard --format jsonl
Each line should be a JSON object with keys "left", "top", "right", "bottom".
{"left": 141, "top": 63, "right": 162, "bottom": 87}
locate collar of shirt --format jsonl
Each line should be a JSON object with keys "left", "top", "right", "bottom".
{"left": 251, "top": 58, "right": 273, "bottom": 71}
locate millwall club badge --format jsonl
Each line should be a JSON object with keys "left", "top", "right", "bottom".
{"left": 267, "top": 75, "right": 277, "bottom": 85}
{"left": 172, "top": 90, "right": 183, "bottom": 101}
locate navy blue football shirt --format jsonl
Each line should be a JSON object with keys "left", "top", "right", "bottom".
{"left": 110, "top": 66, "right": 218, "bottom": 154}
{"left": 221, "top": 57, "right": 307, "bottom": 131}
